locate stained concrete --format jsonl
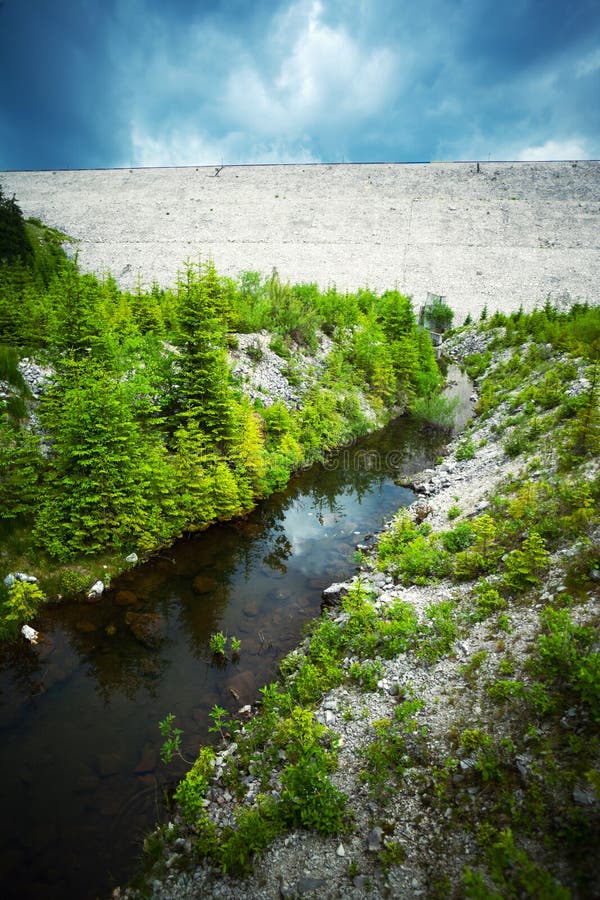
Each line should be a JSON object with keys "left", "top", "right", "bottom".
{"left": 1, "top": 161, "right": 599, "bottom": 320}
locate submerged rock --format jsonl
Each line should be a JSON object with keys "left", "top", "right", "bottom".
{"left": 125, "top": 612, "right": 166, "bottom": 648}
{"left": 115, "top": 589, "right": 138, "bottom": 606}
{"left": 192, "top": 575, "right": 218, "bottom": 594}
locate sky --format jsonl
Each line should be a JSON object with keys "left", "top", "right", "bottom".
{"left": 0, "top": 0, "right": 598, "bottom": 170}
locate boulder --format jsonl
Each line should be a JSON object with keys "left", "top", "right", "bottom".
{"left": 321, "top": 581, "right": 350, "bottom": 608}
{"left": 21, "top": 624, "right": 39, "bottom": 643}
{"left": 115, "top": 589, "right": 138, "bottom": 606}
{"left": 192, "top": 575, "right": 218, "bottom": 594}
{"left": 87, "top": 580, "right": 104, "bottom": 601}
{"left": 4, "top": 572, "right": 38, "bottom": 587}
{"left": 125, "top": 611, "right": 166, "bottom": 648}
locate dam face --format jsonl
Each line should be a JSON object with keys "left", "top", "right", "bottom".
{"left": 1, "top": 161, "right": 599, "bottom": 320}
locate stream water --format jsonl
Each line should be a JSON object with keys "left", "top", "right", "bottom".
{"left": 0, "top": 370, "right": 472, "bottom": 900}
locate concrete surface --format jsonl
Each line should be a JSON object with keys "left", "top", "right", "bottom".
{"left": 1, "top": 161, "right": 599, "bottom": 321}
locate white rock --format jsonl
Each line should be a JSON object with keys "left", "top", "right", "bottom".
{"left": 87, "top": 580, "right": 105, "bottom": 599}
{"left": 21, "top": 625, "right": 39, "bottom": 643}
{"left": 4, "top": 572, "right": 38, "bottom": 587}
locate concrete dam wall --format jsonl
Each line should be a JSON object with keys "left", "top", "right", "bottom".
{"left": 1, "top": 161, "right": 599, "bottom": 321}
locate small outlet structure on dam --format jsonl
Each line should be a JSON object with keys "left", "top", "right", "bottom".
{"left": 1, "top": 160, "right": 599, "bottom": 320}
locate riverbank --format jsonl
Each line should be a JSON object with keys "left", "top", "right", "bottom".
{"left": 120, "top": 311, "right": 599, "bottom": 899}
{"left": 1, "top": 325, "right": 388, "bottom": 621}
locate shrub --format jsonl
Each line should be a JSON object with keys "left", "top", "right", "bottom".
{"left": 471, "top": 581, "right": 507, "bottom": 621}
{"left": 219, "top": 797, "right": 283, "bottom": 875}
{"left": 0, "top": 580, "right": 45, "bottom": 640}
{"left": 441, "top": 522, "right": 476, "bottom": 553}
{"left": 174, "top": 747, "right": 215, "bottom": 824}
{"left": 503, "top": 531, "right": 549, "bottom": 593}
{"left": 422, "top": 295, "right": 454, "bottom": 332}
{"left": 417, "top": 600, "right": 459, "bottom": 662}
{"left": 385, "top": 533, "right": 450, "bottom": 584}
{"left": 455, "top": 436, "right": 476, "bottom": 461}
{"left": 280, "top": 755, "right": 347, "bottom": 833}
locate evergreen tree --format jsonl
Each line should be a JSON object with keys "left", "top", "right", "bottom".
{"left": 47, "top": 262, "right": 101, "bottom": 353}
{"left": 377, "top": 290, "right": 416, "bottom": 341}
{"left": 175, "top": 261, "right": 235, "bottom": 446}
{"left": 36, "top": 357, "right": 169, "bottom": 559}
{"left": 0, "top": 186, "right": 33, "bottom": 266}
{"left": 229, "top": 399, "right": 268, "bottom": 506}
{"left": 172, "top": 420, "right": 217, "bottom": 530}
{"left": 0, "top": 419, "right": 42, "bottom": 521}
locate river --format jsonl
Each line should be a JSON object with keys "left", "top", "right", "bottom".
{"left": 0, "top": 370, "right": 472, "bottom": 899}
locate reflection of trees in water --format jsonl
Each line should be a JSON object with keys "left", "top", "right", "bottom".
{"left": 177, "top": 582, "right": 232, "bottom": 659}
{"left": 0, "top": 640, "right": 45, "bottom": 725}
{"left": 262, "top": 534, "right": 293, "bottom": 573}
{"left": 63, "top": 617, "right": 171, "bottom": 704}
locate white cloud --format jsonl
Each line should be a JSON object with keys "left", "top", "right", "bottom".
{"left": 516, "top": 139, "right": 590, "bottom": 161}
{"left": 130, "top": 123, "right": 319, "bottom": 167}
{"left": 576, "top": 48, "right": 600, "bottom": 78}
{"left": 225, "top": 0, "right": 397, "bottom": 136}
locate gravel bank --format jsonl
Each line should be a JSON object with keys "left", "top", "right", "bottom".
{"left": 118, "top": 326, "right": 598, "bottom": 899}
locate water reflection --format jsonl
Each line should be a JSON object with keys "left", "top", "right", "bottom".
{"left": 0, "top": 381, "right": 471, "bottom": 899}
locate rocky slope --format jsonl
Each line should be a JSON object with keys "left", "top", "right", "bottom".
{"left": 118, "top": 324, "right": 599, "bottom": 899}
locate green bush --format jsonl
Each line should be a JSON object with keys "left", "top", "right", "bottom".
{"left": 422, "top": 295, "right": 454, "bottom": 332}
{"left": 173, "top": 747, "right": 215, "bottom": 824}
{"left": 0, "top": 580, "right": 45, "bottom": 640}
{"left": 503, "top": 531, "right": 549, "bottom": 593}
{"left": 470, "top": 581, "right": 507, "bottom": 621}
{"left": 219, "top": 798, "right": 283, "bottom": 875}
{"left": 280, "top": 755, "right": 347, "bottom": 833}
{"left": 417, "top": 600, "right": 459, "bottom": 662}
{"left": 441, "top": 522, "right": 476, "bottom": 553}
{"left": 455, "top": 436, "right": 476, "bottom": 460}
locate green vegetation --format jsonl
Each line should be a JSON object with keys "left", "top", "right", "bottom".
{"left": 142, "top": 293, "right": 600, "bottom": 895}
{"left": 5, "top": 194, "right": 598, "bottom": 897}
{"left": 208, "top": 631, "right": 227, "bottom": 657}
{"left": 422, "top": 293, "right": 454, "bottom": 333}
{"left": 0, "top": 578, "right": 46, "bottom": 640}
{"left": 0, "top": 190, "right": 448, "bottom": 634}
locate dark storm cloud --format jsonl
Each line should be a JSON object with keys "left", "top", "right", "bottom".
{"left": 0, "top": 0, "right": 130, "bottom": 169}
{"left": 0, "top": 0, "right": 598, "bottom": 170}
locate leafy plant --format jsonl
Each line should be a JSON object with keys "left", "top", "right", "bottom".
{"left": 455, "top": 436, "right": 476, "bottom": 461}
{"left": 174, "top": 747, "right": 215, "bottom": 824}
{"left": 463, "top": 826, "right": 570, "bottom": 899}
{"left": 0, "top": 580, "right": 45, "bottom": 640}
{"left": 349, "top": 659, "right": 383, "bottom": 691}
{"left": 503, "top": 531, "right": 549, "bottom": 593}
{"left": 159, "top": 713, "right": 184, "bottom": 764}
{"left": 209, "top": 631, "right": 227, "bottom": 656}
{"left": 208, "top": 704, "right": 239, "bottom": 741}
{"left": 280, "top": 755, "right": 347, "bottom": 833}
